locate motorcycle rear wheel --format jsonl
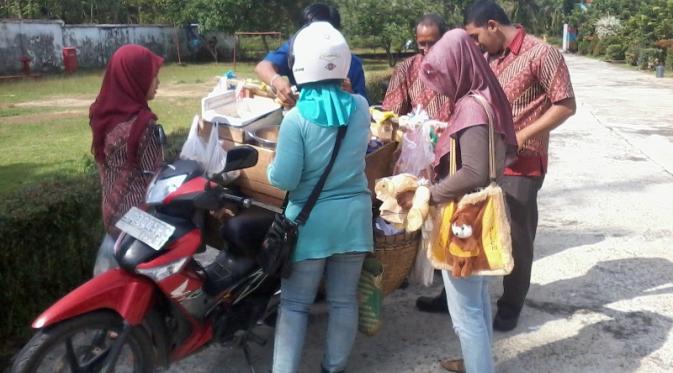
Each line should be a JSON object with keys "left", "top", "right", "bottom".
{"left": 11, "top": 311, "right": 154, "bottom": 373}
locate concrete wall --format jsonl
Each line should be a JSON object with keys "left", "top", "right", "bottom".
{"left": 0, "top": 20, "right": 65, "bottom": 74}
{"left": 0, "top": 19, "right": 196, "bottom": 75}
{"left": 62, "top": 24, "right": 184, "bottom": 68}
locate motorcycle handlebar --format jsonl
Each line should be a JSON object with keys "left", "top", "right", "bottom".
{"left": 220, "top": 193, "right": 251, "bottom": 208}
{"left": 223, "top": 193, "right": 283, "bottom": 214}
{"left": 209, "top": 174, "right": 282, "bottom": 214}
{"left": 219, "top": 191, "right": 283, "bottom": 214}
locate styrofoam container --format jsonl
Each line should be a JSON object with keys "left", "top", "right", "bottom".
{"left": 201, "top": 90, "right": 281, "bottom": 127}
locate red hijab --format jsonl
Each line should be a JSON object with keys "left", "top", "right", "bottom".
{"left": 89, "top": 44, "right": 163, "bottom": 166}
{"left": 419, "top": 29, "right": 517, "bottom": 165}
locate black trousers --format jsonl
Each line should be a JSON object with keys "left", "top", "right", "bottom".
{"left": 496, "top": 175, "right": 545, "bottom": 319}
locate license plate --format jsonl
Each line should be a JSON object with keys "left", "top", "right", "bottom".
{"left": 115, "top": 207, "right": 176, "bottom": 251}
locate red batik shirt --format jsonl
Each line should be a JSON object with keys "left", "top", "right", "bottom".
{"left": 383, "top": 54, "right": 451, "bottom": 121}
{"left": 489, "top": 27, "right": 575, "bottom": 176}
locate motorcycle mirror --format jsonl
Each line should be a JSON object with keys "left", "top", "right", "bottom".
{"left": 155, "top": 124, "right": 167, "bottom": 146}
{"left": 223, "top": 145, "right": 258, "bottom": 172}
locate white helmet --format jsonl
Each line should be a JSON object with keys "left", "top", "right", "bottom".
{"left": 290, "top": 21, "right": 351, "bottom": 85}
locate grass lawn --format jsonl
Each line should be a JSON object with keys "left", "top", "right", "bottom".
{"left": 0, "top": 60, "right": 392, "bottom": 195}
{"left": 0, "top": 63, "right": 230, "bottom": 194}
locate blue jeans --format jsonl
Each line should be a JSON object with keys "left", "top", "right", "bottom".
{"left": 442, "top": 271, "right": 494, "bottom": 373}
{"left": 272, "top": 253, "right": 366, "bottom": 373}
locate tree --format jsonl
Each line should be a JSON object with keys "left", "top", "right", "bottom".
{"left": 176, "top": 0, "right": 313, "bottom": 35}
{"left": 339, "top": 0, "right": 448, "bottom": 66}
{"left": 506, "top": 0, "right": 540, "bottom": 28}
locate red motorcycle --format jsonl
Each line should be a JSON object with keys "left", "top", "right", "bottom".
{"left": 11, "top": 146, "right": 282, "bottom": 373}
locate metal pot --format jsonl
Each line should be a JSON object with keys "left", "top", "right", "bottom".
{"left": 245, "top": 124, "right": 279, "bottom": 149}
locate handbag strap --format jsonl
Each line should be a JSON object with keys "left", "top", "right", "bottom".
{"left": 449, "top": 93, "right": 497, "bottom": 183}
{"left": 294, "top": 125, "right": 348, "bottom": 225}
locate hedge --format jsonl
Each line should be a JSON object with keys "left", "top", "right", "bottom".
{"left": 625, "top": 46, "right": 640, "bottom": 66}
{"left": 366, "top": 70, "right": 393, "bottom": 105}
{"left": 578, "top": 40, "right": 592, "bottom": 56}
{"left": 0, "top": 172, "right": 103, "bottom": 362}
{"left": 666, "top": 49, "right": 673, "bottom": 72}
{"left": 590, "top": 38, "right": 601, "bottom": 56}
{"left": 605, "top": 44, "right": 626, "bottom": 61}
{"left": 0, "top": 74, "right": 395, "bottom": 362}
{"left": 0, "top": 130, "right": 188, "bottom": 365}
{"left": 638, "top": 48, "right": 662, "bottom": 70}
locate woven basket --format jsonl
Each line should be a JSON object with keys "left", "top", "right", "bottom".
{"left": 373, "top": 230, "right": 420, "bottom": 296}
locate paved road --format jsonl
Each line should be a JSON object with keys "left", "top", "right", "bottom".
{"left": 170, "top": 55, "right": 673, "bottom": 372}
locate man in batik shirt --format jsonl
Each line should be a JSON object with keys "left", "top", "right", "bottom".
{"left": 467, "top": 1, "right": 576, "bottom": 332}
{"left": 382, "top": 14, "right": 450, "bottom": 121}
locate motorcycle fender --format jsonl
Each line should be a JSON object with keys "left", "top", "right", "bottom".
{"left": 32, "top": 268, "right": 155, "bottom": 329}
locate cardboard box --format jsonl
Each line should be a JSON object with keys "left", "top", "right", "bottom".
{"left": 364, "top": 141, "right": 397, "bottom": 196}
{"left": 221, "top": 139, "right": 286, "bottom": 207}
{"left": 221, "top": 139, "right": 398, "bottom": 207}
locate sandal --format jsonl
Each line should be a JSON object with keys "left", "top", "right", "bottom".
{"left": 440, "top": 358, "right": 465, "bottom": 373}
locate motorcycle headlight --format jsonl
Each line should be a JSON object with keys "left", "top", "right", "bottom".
{"left": 145, "top": 174, "right": 188, "bottom": 204}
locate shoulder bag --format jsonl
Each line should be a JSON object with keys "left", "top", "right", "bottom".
{"left": 428, "top": 94, "right": 514, "bottom": 277}
{"left": 258, "top": 125, "right": 348, "bottom": 278}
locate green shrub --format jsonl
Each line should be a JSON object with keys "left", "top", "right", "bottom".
{"left": 595, "top": 37, "right": 621, "bottom": 57}
{"left": 546, "top": 35, "right": 562, "bottom": 48}
{"left": 578, "top": 40, "right": 592, "bottom": 55}
{"left": 165, "top": 128, "right": 190, "bottom": 161}
{"left": 591, "top": 38, "right": 605, "bottom": 56}
{"left": 0, "top": 131, "right": 188, "bottom": 365}
{"left": 0, "top": 174, "right": 103, "bottom": 362}
{"left": 605, "top": 44, "right": 626, "bottom": 61}
{"left": 638, "top": 48, "right": 662, "bottom": 70}
{"left": 365, "top": 70, "right": 392, "bottom": 105}
{"left": 625, "top": 46, "right": 640, "bottom": 66}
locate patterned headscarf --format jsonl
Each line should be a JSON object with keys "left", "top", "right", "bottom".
{"left": 420, "top": 29, "right": 517, "bottom": 164}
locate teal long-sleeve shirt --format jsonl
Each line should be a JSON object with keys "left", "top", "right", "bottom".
{"left": 267, "top": 95, "right": 373, "bottom": 261}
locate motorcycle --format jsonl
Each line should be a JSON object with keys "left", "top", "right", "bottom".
{"left": 11, "top": 145, "right": 282, "bottom": 373}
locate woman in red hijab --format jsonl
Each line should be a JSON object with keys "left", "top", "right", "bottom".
{"left": 90, "top": 44, "right": 164, "bottom": 274}
{"left": 417, "top": 29, "right": 516, "bottom": 373}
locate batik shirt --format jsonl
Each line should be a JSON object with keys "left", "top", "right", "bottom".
{"left": 488, "top": 28, "right": 574, "bottom": 176}
{"left": 99, "top": 119, "right": 162, "bottom": 237}
{"left": 383, "top": 54, "right": 451, "bottom": 121}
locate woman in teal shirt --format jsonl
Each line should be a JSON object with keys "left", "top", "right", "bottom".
{"left": 267, "top": 22, "right": 373, "bottom": 373}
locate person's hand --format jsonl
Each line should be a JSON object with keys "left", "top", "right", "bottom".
{"left": 396, "top": 190, "right": 416, "bottom": 210}
{"left": 516, "top": 131, "right": 529, "bottom": 152}
{"left": 272, "top": 76, "right": 297, "bottom": 108}
{"left": 210, "top": 207, "right": 235, "bottom": 221}
{"left": 341, "top": 78, "right": 353, "bottom": 93}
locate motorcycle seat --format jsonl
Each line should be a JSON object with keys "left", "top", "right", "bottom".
{"left": 203, "top": 250, "right": 256, "bottom": 295}
{"left": 219, "top": 206, "right": 275, "bottom": 254}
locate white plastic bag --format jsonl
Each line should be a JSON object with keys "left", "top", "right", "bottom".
{"left": 180, "top": 115, "right": 238, "bottom": 180}
{"left": 398, "top": 105, "right": 430, "bottom": 131}
{"left": 395, "top": 123, "right": 435, "bottom": 179}
{"left": 409, "top": 217, "right": 435, "bottom": 286}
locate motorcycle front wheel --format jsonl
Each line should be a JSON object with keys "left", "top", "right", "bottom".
{"left": 11, "top": 311, "right": 154, "bottom": 373}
